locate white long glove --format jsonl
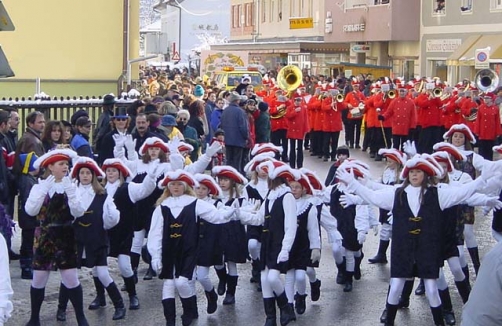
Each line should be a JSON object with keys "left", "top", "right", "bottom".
{"left": 403, "top": 140, "right": 417, "bottom": 158}
{"left": 125, "top": 134, "right": 137, "bottom": 153}
{"left": 310, "top": 248, "right": 321, "bottom": 263}
{"left": 151, "top": 258, "right": 162, "bottom": 274}
{"left": 206, "top": 141, "right": 223, "bottom": 157}
{"left": 336, "top": 167, "right": 355, "bottom": 185}
{"left": 277, "top": 249, "right": 289, "bottom": 264}
{"left": 167, "top": 137, "right": 181, "bottom": 155}
{"left": 112, "top": 133, "right": 126, "bottom": 148}
{"left": 357, "top": 231, "right": 366, "bottom": 245}
{"left": 61, "top": 176, "right": 76, "bottom": 197}
{"left": 487, "top": 197, "right": 502, "bottom": 211}
{"left": 339, "top": 193, "right": 362, "bottom": 208}
{"left": 38, "top": 175, "right": 55, "bottom": 193}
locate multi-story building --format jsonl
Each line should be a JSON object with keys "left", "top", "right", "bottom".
{"left": 421, "top": 0, "right": 502, "bottom": 84}
{"left": 212, "top": 0, "right": 351, "bottom": 75}
{"left": 324, "top": 0, "right": 420, "bottom": 81}
{"left": 154, "top": 0, "right": 230, "bottom": 63}
{"left": 0, "top": 0, "right": 140, "bottom": 97}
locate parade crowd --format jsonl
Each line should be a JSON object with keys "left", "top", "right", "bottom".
{"left": 1, "top": 67, "right": 502, "bottom": 326}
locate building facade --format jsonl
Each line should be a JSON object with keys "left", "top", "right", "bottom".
{"left": 212, "top": 0, "right": 351, "bottom": 75}
{"left": 421, "top": 0, "right": 502, "bottom": 84}
{"left": 324, "top": 0, "right": 420, "bottom": 81}
{"left": 0, "top": 0, "right": 140, "bottom": 97}
{"left": 154, "top": 0, "right": 230, "bottom": 63}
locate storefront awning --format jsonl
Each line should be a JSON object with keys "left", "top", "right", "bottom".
{"left": 210, "top": 41, "right": 349, "bottom": 54}
{"left": 447, "top": 34, "right": 502, "bottom": 66}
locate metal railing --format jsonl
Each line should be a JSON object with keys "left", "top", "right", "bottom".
{"left": 0, "top": 96, "right": 137, "bottom": 134}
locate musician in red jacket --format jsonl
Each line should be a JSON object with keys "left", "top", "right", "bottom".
{"left": 362, "top": 84, "right": 379, "bottom": 155}
{"left": 321, "top": 90, "right": 344, "bottom": 161}
{"left": 269, "top": 89, "right": 290, "bottom": 162}
{"left": 415, "top": 84, "right": 443, "bottom": 154}
{"left": 379, "top": 88, "right": 417, "bottom": 151}
{"left": 460, "top": 89, "right": 479, "bottom": 132}
{"left": 373, "top": 85, "right": 394, "bottom": 160}
{"left": 286, "top": 97, "right": 309, "bottom": 168}
{"left": 307, "top": 88, "right": 324, "bottom": 158}
{"left": 344, "top": 85, "right": 366, "bottom": 149}
{"left": 473, "top": 93, "right": 502, "bottom": 160}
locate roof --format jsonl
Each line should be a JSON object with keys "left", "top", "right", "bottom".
{"left": 140, "top": 20, "right": 161, "bottom": 33}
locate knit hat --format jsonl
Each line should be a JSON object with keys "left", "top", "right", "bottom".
{"left": 258, "top": 101, "right": 269, "bottom": 112}
{"left": 70, "top": 110, "right": 89, "bottom": 126}
{"left": 19, "top": 152, "right": 38, "bottom": 174}
{"left": 161, "top": 115, "right": 177, "bottom": 127}
{"left": 75, "top": 116, "right": 92, "bottom": 128}
{"left": 194, "top": 85, "right": 205, "bottom": 97}
{"left": 228, "top": 91, "right": 241, "bottom": 103}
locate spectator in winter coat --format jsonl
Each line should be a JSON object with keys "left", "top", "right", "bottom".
{"left": 210, "top": 98, "right": 225, "bottom": 132}
{"left": 93, "top": 94, "right": 115, "bottom": 153}
{"left": 70, "top": 116, "right": 94, "bottom": 159}
{"left": 220, "top": 92, "right": 249, "bottom": 173}
{"left": 255, "top": 101, "right": 271, "bottom": 143}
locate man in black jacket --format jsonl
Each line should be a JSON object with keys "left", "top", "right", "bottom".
{"left": 0, "top": 110, "right": 14, "bottom": 258}
{"left": 93, "top": 94, "right": 115, "bottom": 153}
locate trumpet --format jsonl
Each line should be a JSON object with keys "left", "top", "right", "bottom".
{"left": 433, "top": 88, "right": 443, "bottom": 98}
{"left": 387, "top": 90, "right": 396, "bottom": 99}
{"left": 336, "top": 93, "right": 344, "bottom": 102}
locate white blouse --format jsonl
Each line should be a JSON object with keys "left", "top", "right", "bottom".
{"left": 0, "top": 234, "right": 13, "bottom": 325}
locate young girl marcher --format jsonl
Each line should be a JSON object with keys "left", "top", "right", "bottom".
{"left": 336, "top": 154, "right": 490, "bottom": 326}
{"left": 147, "top": 170, "right": 236, "bottom": 326}
{"left": 24, "top": 149, "right": 89, "bottom": 326}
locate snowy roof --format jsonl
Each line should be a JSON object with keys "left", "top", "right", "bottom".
{"left": 140, "top": 20, "right": 161, "bottom": 33}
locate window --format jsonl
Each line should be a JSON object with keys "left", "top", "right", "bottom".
{"left": 232, "top": 5, "right": 239, "bottom": 28}
{"left": 270, "top": 0, "right": 275, "bottom": 22}
{"left": 262, "top": 0, "right": 267, "bottom": 22}
{"left": 433, "top": 0, "right": 445, "bottom": 15}
{"left": 374, "top": 0, "right": 390, "bottom": 4}
{"left": 461, "top": 0, "right": 472, "bottom": 12}
{"left": 491, "top": 0, "right": 502, "bottom": 10}
{"left": 238, "top": 5, "right": 243, "bottom": 27}
{"left": 245, "top": 3, "right": 253, "bottom": 26}
{"left": 290, "top": 0, "right": 296, "bottom": 17}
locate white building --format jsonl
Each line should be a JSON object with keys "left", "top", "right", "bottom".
{"left": 154, "top": 0, "right": 230, "bottom": 62}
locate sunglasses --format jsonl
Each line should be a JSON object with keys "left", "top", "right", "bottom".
{"left": 115, "top": 118, "right": 128, "bottom": 121}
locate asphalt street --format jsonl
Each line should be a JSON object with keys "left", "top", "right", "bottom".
{"left": 5, "top": 136, "right": 497, "bottom": 326}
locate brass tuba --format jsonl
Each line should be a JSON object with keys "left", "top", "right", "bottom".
{"left": 475, "top": 68, "right": 500, "bottom": 93}
{"left": 433, "top": 88, "right": 443, "bottom": 98}
{"left": 336, "top": 93, "right": 344, "bottom": 102}
{"left": 277, "top": 65, "right": 303, "bottom": 94}
{"left": 387, "top": 90, "right": 396, "bottom": 99}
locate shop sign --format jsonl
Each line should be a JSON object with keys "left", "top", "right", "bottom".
{"left": 351, "top": 43, "right": 371, "bottom": 53}
{"left": 426, "top": 39, "right": 462, "bottom": 53}
{"left": 290, "top": 17, "right": 314, "bottom": 29}
{"left": 342, "top": 23, "right": 365, "bottom": 32}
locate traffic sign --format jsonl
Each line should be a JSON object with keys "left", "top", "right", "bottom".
{"left": 171, "top": 52, "right": 180, "bottom": 61}
{"left": 475, "top": 48, "right": 490, "bottom": 69}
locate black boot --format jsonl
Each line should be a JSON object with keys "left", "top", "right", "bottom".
{"left": 438, "top": 288, "right": 455, "bottom": 325}
{"left": 368, "top": 240, "right": 389, "bottom": 264}
{"left": 276, "top": 291, "right": 296, "bottom": 326}
{"left": 181, "top": 296, "right": 197, "bottom": 326}
{"left": 123, "top": 275, "right": 140, "bottom": 310}
{"left": 130, "top": 252, "right": 140, "bottom": 283}
{"left": 215, "top": 267, "right": 227, "bottom": 296}
{"left": 205, "top": 289, "right": 218, "bottom": 314}
{"left": 251, "top": 259, "right": 261, "bottom": 283}
{"left": 294, "top": 292, "right": 307, "bottom": 315}
{"left": 88, "top": 277, "right": 106, "bottom": 310}
{"left": 467, "top": 247, "right": 481, "bottom": 275}
{"left": 343, "top": 271, "right": 354, "bottom": 292}
{"left": 162, "top": 298, "right": 176, "bottom": 326}
{"left": 56, "top": 283, "right": 69, "bottom": 321}
{"left": 67, "top": 285, "right": 89, "bottom": 326}
{"left": 263, "top": 297, "right": 277, "bottom": 326}
{"left": 385, "top": 303, "right": 399, "bottom": 326}
{"left": 336, "top": 258, "right": 346, "bottom": 285}
{"left": 398, "top": 280, "right": 414, "bottom": 308}
{"left": 455, "top": 278, "right": 471, "bottom": 304}
{"left": 415, "top": 279, "right": 425, "bottom": 296}
{"left": 20, "top": 258, "right": 33, "bottom": 280}
{"left": 105, "top": 282, "right": 126, "bottom": 320}
{"left": 310, "top": 279, "right": 321, "bottom": 301}
{"left": 380, "top": 308, "right": 388, "bottom": 323}
{"left": 461, "top": 266, "right": 470, "bottom": 287}
{"left": 431, "top": 305, "right": 446, "bottom": 326}
{"left": 143, "top": 264, "right": 157, "bottom": 280}
{"left": 223, "top": 275, "right": 238, "bottom": 305}
{"left": 26, "top": 287, "right": 44, "bottom": 326}
{"left": 354, "top": 252, "right": 364, "bottom": 280}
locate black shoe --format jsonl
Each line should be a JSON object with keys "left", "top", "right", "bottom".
{"left": 129, "top": 295, "right": 140, "bottom": 310}
{"left": 375, "top": 155, "right": 383, "bottom": 162}
{"left": 431, "top": 305, "right": 446, "bottom": 326}
{"left": 369, "top": 153, "right": 376, "bottom": 158}
{"left": 331, "top": 157, "right": 337, "bottom": 161}
{"left": 310, "top": 279, "right": 321, "bottom": 301}
{"left": 105, "top": 282, "right": 126, "bottom": 320}
{"left": 276, "top": 291, "right": 296, "bottom": 326}
{"left": 336, "top": 259, "right": 346, "bottom": 285}
{"left": 56, "top": 307, "right": 66, "bottom": 322}
{"left": 415, "top": 279, "right": 425, "bottom": 296}
{"left": 223, "top": 275, "right": 238, "bottom": 305}
{"left": 123, "top": 276, "right": 140, "bottom": 310}
{"left": 355, "top": 145, "right": 361, "bottom": 149}
{"left": 443, "top": 310, "right": 456, "bottom": 325}
{"left": 317, "top": 155, "right": 323, "bottom": 159}
{"left": 368, "top": 240, "right": 390, "bottom": 264}
{"left": 380, "top": 308, "right": 387, "bottom": 323}
{"left": 143, "top": 265, "right": 156, "bottom": 280}
{"left": 361, "top": 147, "right": 367, "bottom": 152}
{"left": 349, "top": 145, "right": 354, "bottom": 149}
{"left": 294, "top": 292, "right": 307, "bottom": 315}
{"left": 205, "top": 289, "right": 218, "bottom": 314}
{"left": 397, "top": 296, "right": 410, "bottom": 308}
{"left": 88, "top": 277, "right": 106, "bottom": 310}
{"left": 310, "top": 152, "right": 317, "bottom": 156}
{"left": 323, "top": 157, "right": 328, "bottom": 162}
{"left": 343, "top": 272, "right": 353, "bottom": 292}
{"left": 385, "top": 303, "right": 399, "bottom": 325}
